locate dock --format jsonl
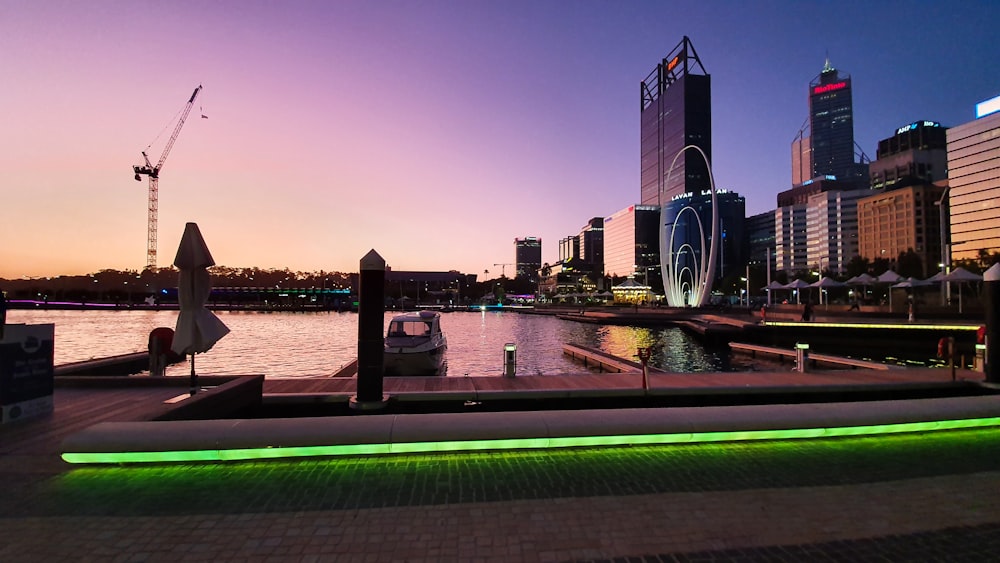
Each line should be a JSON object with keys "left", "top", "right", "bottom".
{"left": 561, "top": 343, "right": 667, "bottom": 373}
{"left": 728, "top": 342, "right": 905, "bottom": 370}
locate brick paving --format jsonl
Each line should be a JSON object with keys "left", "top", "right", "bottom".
{"left": 2, "top": 428, "right": 1000, "bottom": 561}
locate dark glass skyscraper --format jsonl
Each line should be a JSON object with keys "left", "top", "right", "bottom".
{"left": 663, "top": 190, "right": 746, "bottom": 286}
{"left": 809, "top": 59, "right": 866, "bottom": 185}
{"left": 640, "top": 36, "right": 712, "bottom": 206}
{"left": 514, "top": 237, "right": 541, "bottom": 282}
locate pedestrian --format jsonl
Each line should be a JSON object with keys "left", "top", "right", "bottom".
{"left": 801, "top": 300, "right": 813, "bottom": 322}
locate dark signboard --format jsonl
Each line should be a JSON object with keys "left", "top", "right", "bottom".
{"left": 0, "top": 324, "right": 55, "bottom": 423}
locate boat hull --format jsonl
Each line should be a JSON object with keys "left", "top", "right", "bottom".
{"left": 383, "top": 344, "right": 447, "bottom": 376}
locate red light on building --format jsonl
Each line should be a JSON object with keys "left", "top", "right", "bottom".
{"left": 666, "top": 56, "right": 679, "bottom": 72}
{"left": 812, "top": 82, "right": 847, "bottom": 95}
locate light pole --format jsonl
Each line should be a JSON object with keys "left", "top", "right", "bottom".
{"left": 936, "top": 187, "right": 951, "bottom": 305}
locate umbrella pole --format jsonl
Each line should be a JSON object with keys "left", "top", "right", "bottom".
{"left": 190, "top": 353, "right": 198, "bottom": 395}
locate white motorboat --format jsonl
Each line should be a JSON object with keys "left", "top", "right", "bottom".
{"left": 384, "top": 310, "right": 447, "bottom": 376}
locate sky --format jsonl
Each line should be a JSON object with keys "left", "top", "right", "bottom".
{"left": 2, "top": 0, "right": 998, "bottom": 280}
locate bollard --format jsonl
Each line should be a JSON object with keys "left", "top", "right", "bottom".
{"left": 984, "top": 263, "right": 1000, "bottom": 383}
{"left": 503, "top": 343, "right": 517, "bottom": 378}
{"left": 636, "top": 347, "right": 652, "bottom": 391}
{"left": 795, "top": 343, "right": 810, "bottom": 373}
{"left": 352, "top": 249, "right": 388, "bottom": 410}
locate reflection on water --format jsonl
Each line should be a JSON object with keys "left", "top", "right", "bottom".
{"left": 8, "top": 309, "right": 736, "bottom": 377}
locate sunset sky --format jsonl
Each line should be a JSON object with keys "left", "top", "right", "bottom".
{"left": 2, "top": 1, "right": 998, "bottom": 280}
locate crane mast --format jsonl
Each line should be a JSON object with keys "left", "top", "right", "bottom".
{"left": 133, "top": 85, "right": 202, "bottom": 270}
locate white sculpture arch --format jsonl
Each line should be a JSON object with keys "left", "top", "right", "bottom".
{"left": 659, "top": 145, "right": 719, "bottom": 307}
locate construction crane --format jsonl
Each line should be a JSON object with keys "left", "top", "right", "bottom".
{"left": 493, "top": 263, "right": 514, "bottom": 278}
{"left": 133, "top": 85, "right": 203, "bottom": 270}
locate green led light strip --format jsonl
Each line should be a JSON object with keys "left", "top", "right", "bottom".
{"left": 61, "top": 416, "right": 1000, "bottom": 465}
{"left": 764, "top": 321, "right": 978, "bottom": 330}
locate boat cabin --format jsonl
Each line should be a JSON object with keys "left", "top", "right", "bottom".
{"left": 386, "top": 310, "right": 441, "bottom": 339}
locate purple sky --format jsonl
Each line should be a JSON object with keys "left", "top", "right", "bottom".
{"left": 3, "top": 1, "right": 998, "bottom": 279}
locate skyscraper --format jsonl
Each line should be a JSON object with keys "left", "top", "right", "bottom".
{"left": 640, "top": 36, "right": 712, "bottom": 206}
{"left": 947, "top": 94, "right": 1000, "bottom": 262}
{"left": 808, "top": 59, "right": 867, "bottom": 186}
{"left": 514, "top": 237, "right": 542, "bottom": 282}
{"left": 603, "top": 205, "right": 660, "bottom": 291}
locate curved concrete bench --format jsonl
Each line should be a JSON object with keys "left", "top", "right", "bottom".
{"left": 61, "top": 395, "right": 1000, "bottom": 464}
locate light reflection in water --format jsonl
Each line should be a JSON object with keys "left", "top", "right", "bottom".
{"left": 8, "top": 309, "right": 736, "bottom": 377}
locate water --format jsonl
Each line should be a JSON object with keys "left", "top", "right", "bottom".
{"left": 7, "top": 309, "right": 739, "bottom": 377}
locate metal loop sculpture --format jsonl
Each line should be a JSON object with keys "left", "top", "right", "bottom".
{"left": 659, "top": 145, "right": 719, "bottom": 307}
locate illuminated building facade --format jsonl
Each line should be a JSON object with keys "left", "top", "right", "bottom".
{"left": 793, "top": 58, "right": 869, "bottom": 191}
{"left": 603, "top": 205, "right": 661, "bottom": 291}
{"left": 805, "top": 189, "right": 869, "bottom": 274}
{"left": 662, "top": 190, "right": 745, "bottom": 282}
{"left": 639, "top": 36, "right": 711, "bottom": 206}
{"left": 809, "top": 59, "right": 866, "bottom": 182}
{"left": 791, "top": 129, "right": 813, "bottom": 186}
{"left": 947, "top": 95, "right": 1000, "bottom": 262}
{"left": 775, "top": 204, "right": 808, "bottom": 273}
{"left": 857, "top": 182, "right": 946, "bottom": 277}
{"left": 558, "top": 236, "right": 580, "bottom": 262}
{"left": 514, "top": 237, "right": 542, "bottom": 282}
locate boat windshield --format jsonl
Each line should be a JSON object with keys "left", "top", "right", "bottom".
{"left": 387, "top": 320, "right": 432, "bottom": 337}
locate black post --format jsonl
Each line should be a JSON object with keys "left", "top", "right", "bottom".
{"left": 984, "top": 264, "right": 1000, "bottom": 383}
{"left": 0, "top": 290, "right": 6, "bottom": 340}
{"left": 352, "top": 249, "right": 388, "bottom": 410}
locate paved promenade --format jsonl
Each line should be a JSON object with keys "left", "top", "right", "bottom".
{"left": 4, "top": 415, "right": 1000, "bottom": 561}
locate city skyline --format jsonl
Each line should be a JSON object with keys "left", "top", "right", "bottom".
{"left": 2, "top": 1, "right": 998, "bottom": 279}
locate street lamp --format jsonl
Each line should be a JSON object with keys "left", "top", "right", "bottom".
{"left": 936, "top": 187, "right": 951, "bottom": 305}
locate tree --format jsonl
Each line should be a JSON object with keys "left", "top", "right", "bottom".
{"left": 871, "top": 257, "right": 891, "bottom": 275}
{"left": 845, "top": 255, "right": 870, "bottom": 279}
{"left": 896, "top": 249, "right": 924, "bottom": 279}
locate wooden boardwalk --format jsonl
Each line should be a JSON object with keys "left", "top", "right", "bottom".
{"left": 263, "top": 366, "right": 979, "bottom": 401}
{"left": 1, "top": 367, "right": 981, "bottom": 466}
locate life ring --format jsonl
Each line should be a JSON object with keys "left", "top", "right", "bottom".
{"left": 149, "top": 327, "right": 181, "bottom": 361}
{"left": 937, "top": 337, "right": 949, "bottom": 359}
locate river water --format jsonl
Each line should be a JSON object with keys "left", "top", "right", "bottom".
{"left": 7, "top": 309, "right": 745, "bottom": 377}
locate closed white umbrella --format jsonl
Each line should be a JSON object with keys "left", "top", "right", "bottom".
{"left": 171, "top": 223, "right": 230, "bottom": 393}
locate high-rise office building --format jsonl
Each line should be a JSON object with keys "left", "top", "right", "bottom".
{"left": 603, "top": 205, "right": 661, "bottom": 291}
{"left": 578, "top": 217, "right": 604, "bottom": 277}
{"left": 947, "top": 94, "right": 1000, "bottom": 262}
{"left": 558, "top": 236, "right": 580, "bottom": 263}
{"left": 806, "top": 59, "right": 868, "bottom": 187}
{"left": 791, "top": 128, "right": 813, "bottom": 186}
{"left": 775, "top": 204, "right": 808, "bottom": 273}
{"left": 870, "top": 121, "right": 948, "bottom": 190}
{"left": 662, "top": 190, "right": 746, "bottom": 281}
{"left": 746, "top": 210, "right": 777, "bottom": 269}
{"left": 805, "top": 189, "right": 869, "bottom": 274}
{"left": 640, "top": 36, "right": 712, "bottom": 206}
{"left": 857, "top": 182, "right": 946, "bottom": 277}
{"left": 514, "top": 237, "right": 542, "bottom": 282}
